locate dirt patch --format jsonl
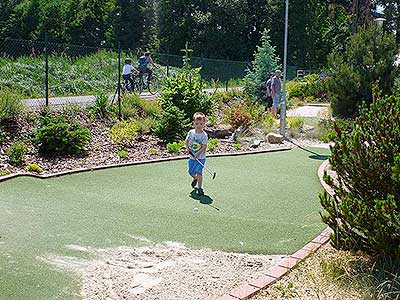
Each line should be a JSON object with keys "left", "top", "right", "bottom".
{"left": 43, "top": 242, "right": 284, "bottom": 300}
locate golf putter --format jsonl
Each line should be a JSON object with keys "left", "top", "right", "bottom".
{"left": 189, "top": 150, "right": 217, "bottom": 180}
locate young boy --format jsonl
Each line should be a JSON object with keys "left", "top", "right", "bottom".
{"left": 185, "top": 112, "right": 208, "bottom": 196}
{"left": 122, "top": 58, "right": 136, "bottom": 91}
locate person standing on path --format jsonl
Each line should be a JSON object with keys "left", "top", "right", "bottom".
{"left": 265, "top": 72, "right": 275, "bottom": 111}
{"left": 271, "top": 70, "right": 282, "bottom": 118}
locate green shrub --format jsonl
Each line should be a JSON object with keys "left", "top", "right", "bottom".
{"left": 134, "top": 118, "right": 156, "bottom": 135}
{"left": 109, "top": 120, "right": 139, "bottom": 146}
{"left": 117, "top": 149, "right": 129, "bottom": 159}
{"left": 166, "top": 141, "right": 185, "bottom": 153}
{"left": 0, "top": 169, "right": 11, "bottom": 177}
{"left": 320, "top": 95, "right": 400, "bottom": 258}
{"left": 120, "top": 94, "right": 140, "bottom": 119}
{"left": 26, "top": 163, "right": 43, "bottom": 173}
{"left": 0, "top": 88, "right": 24, "bottom": 123}
{"left": 90, "top": 93, "right": 110, "bottom": 118}
{"left": 154, "top": 105, "right": 191, "bottom": 143}
{"left": 317, "top": 118, "right": 354, "bottom": 143}
{"left": 287, "top": 117, "right": 305, "bottom": 131}
{"left": 327, "top": 25, "right": 399, "bottom": 117}
{"left": 7, "top": 141, "right": 28, "bottom": 166}
{"left": 149, "top": 148, "right": 158, "bottom": 155}
{"left": 0, "top": 129, "right": 6, "bottom": 145}
{"left": 233, "top": 142, "right": 241, "bottom": 150}
{"left": 208, "top": 138, "right": 219, "bottom": 152}
{"left": 121, "top": 94, "right": 162, "bottom": 119}
{"left": 286, "top": 74, "right": 328, "bottom": 104}
{"left": 160, "top": 66, "right": 215, "bottom": 120}
{"left": 157, "top": 48, "right": 215, "bottom": 142}
{"left": 262, "top": 113, "right": 278, "bottom": 133}
{"left": 33, "top": 116, "right": 91, "bottom": 155}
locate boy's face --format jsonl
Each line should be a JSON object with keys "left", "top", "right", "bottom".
{"left": 194, "top": 118, "right": 205, "bottom": 130}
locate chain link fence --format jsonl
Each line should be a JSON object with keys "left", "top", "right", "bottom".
{"left": 0, "top": 37, "right": 298, "bottom": 112}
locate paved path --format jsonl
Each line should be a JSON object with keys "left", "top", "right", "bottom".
{"left": 287, "top": 104, "right": 330, "bottom": 118}
{"left": 23, "top": 87, "right": 239, "bottom": 110}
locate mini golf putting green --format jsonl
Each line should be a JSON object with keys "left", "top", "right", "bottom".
{"left": 0, "top": 148, "right": 330, "bottom": 300}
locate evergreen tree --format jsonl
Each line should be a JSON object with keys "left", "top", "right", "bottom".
{"left": 244, "top": 30, "right": 280, "bottom": 102}
{"left": 327, "top": 24, "right": 399, "bottom": 117}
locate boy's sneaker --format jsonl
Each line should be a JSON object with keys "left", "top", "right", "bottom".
{"left": 197, "top": 188, "right": 204, "bottom": 196}
{"left": 191, "top": 179, "right": 198, "bottom": 189}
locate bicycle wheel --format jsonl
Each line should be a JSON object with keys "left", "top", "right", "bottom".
{"left": 148, "top": 77, "right": 160, "bottom": 95}
{"left": 136, "top": 77, "right": 144, "bottom": 94}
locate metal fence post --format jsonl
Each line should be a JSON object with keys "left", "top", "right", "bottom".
{"left": 200, "top": 53, "right": 204, "bottom": 86}
{"left": 118, "top": 42, "right": 122, "bottom": 121}
{"left": 166, "top": 47, "right": 170, "bottom": 77}
{"left": 45, "top": 33, "right": 49, "bottom": 107}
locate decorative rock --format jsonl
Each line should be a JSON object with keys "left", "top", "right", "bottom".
{"left": 205, "top": 125, "right": 234, "bottom": 139}
{"left": 250, "top": 140, "right": 261, "bottom": 148}
{"left": 266, "top": 133, "right": 283, "bottom": 144}
{"left": 303, "top": 124, "right": 315, "bottom": 132}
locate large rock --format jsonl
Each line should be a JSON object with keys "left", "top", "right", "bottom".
{"left": 266, "top": 133, "right": 283, "bottom": 144}
{"left": 205, "top": 125, "right": 234, "bottom": 139}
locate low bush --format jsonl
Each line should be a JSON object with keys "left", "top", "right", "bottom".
{"left": 149, "top": 148, "right": 158, "bottom": 155}
{"left": 166, "top": 141, "right": 185, "bottom": 153}
{"left": 7, "top": 141, "right": 28, "bottom": 166}
{"left": 33, "top": 116, "right": 91, "bottom": 155}
{"left": 134, "top": 118, "right": 156, "bottom": 135}
{"left": 225, "top": 108, "right": 252, "bottom": 129}
{"left": 207, "top": 138, "right": 219, "bottom": 152}
{"left": 154, "top": 105, "right": 191, "bottom": 143}
{"left": 109, "top": 120, "right": 139, "bottom": 146}
{"left": 0, "top": 128, "right": 6, "bottom": 145}
{"left": 0, "top": 88, "right": 24, "bottom": 123}
{"left": 121, "top": 94, "right": 162, "bottom": 119}
{"left": 233, "top": 142, "right": 241, "bottom": 150}
{"left": 26, "top": 163, "right": 43, "bottom": 173}
{"left": 117, "top": 149, "right": 129, "bottom": 159}
{"left": 262, "top": 113, "right": 278, "bottom": 133}
{"left": 90, "top": 93, "right": 110, "bottom": 118}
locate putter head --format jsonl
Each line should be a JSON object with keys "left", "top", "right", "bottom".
{"left": 212, "top": 172, "right": 216, "bottom": 180}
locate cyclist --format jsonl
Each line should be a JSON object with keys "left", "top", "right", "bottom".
{"left": 122, "top": 58, "right": 136, "bottom": 92}
{"left": 137, "top": 52, "right": 157, "bottom": 81}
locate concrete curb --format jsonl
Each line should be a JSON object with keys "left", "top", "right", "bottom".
{"left": 215, "top": 159, "right": 333, "bottom": 300}
{"left": 0, "top": 147, "right": 291, "bottom": 183}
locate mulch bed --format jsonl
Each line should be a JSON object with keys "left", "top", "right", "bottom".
{"left": 0, "top": 112, "right": 289, "bottom": 177}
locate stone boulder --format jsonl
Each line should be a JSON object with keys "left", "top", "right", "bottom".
{"left": 205, "top": 125, "right": 234, "bottom": 139}
{"left": 266, "top": 133, "right": 283, "bottom": 144}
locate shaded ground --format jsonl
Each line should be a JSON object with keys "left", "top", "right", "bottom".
{"left": 0, "top": 148, "right": 329, "bottom": 300}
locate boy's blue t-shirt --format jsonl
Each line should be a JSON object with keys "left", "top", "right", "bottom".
{"left": 186, "top": 129, "right": 208, "bottom": 160}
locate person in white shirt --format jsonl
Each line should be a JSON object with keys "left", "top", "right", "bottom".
{"left": 122, "top": 58, "right": 136, "bottom": 91}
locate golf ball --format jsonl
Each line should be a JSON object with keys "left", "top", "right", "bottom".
{"left": 193, "top": 207, "right": 199, "bottom": 212}
{"left": 240, "top": 242, "right": 244, "bottom": 246}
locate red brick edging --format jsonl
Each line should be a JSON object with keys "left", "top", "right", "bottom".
{"left": 214, "top": 159, "right": 333, "bottom": 300}
{"left": 0, "top": 147, "right": 291, "bottom": 183}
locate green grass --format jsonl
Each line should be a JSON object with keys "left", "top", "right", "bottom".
{"left": 0, "top": 148, "right": 329, "bottom": 300}
{"left": 0, "top": 51, "right": 244, "bottom": 99}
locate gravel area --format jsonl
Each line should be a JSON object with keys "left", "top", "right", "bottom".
{"left": 287, "top": 104, "right": 330, "bottom": 119}
{"left": 42, "top": 242, "right": 285, "bottom": 300}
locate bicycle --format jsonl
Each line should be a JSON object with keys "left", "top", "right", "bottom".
{"left": 134, "top": 68, "right": 162, "bottom": 95}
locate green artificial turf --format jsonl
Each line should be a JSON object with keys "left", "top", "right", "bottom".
{"left": 0, "top": 148, "right": 330, "bottom": 300}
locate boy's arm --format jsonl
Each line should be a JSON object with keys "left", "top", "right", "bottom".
{"left": 195, "top": 144, "right": 207, "bottom": 158}
{"left": 185, "top": 134, "right": 190, "bottom": 155}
